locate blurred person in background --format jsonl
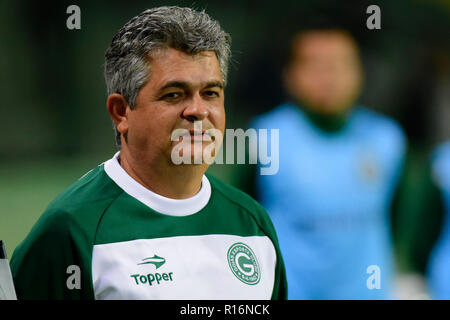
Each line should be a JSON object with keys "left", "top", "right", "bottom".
{"left": 419, "top": 141, "right": 449, "bottom": 299}
{"left": 401, "top": 140, "right": 450, "bottom": 300}
{"left": 250, "top": 26, "right": 407, "bottom": 299}
{"left": 419, "top": 50, "right": 450, "bottom": 300}
{"left": 389, "top": 47, "right": 450, "bottom": 300}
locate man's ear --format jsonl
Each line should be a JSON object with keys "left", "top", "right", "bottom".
{"left": 106, "top": 93, "right": 130, "bottom": 136}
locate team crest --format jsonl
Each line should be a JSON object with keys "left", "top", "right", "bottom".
{"left": 359, "top": 153, "right": 380, "bottom": 183}
{"left": 227, "top": 242, "right": 260, "bottom": 285}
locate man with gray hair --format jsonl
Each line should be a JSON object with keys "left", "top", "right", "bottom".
{"left": 10, "top": 6, "right": 287, "bottom": 300}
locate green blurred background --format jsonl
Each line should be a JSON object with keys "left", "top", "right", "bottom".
{"left": 0, "top": 0, "right": 449, "bottom": 286}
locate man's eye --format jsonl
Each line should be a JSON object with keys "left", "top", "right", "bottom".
{"left": 162, "top": 92, "right": 182, "bottom": 100}
{"left": 203, "top": 90, "right": 220, "bottom": 98}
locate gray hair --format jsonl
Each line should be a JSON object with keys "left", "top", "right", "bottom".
{"left": 104, "top": 6, "right": 232, "bottom": 147}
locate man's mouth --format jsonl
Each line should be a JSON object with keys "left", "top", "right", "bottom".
{"left": 174, "top": 129, "right": 214, "bottom": 142}
{"left": 188, "top": 130, "right": 212, "bottom": 141}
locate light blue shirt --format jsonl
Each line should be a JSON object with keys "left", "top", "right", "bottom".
{"left": 252, "top": 103, "right": 406, "bottom": 299}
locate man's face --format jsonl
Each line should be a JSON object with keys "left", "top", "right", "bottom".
{"left": 125, "top": 48, "right": 225, "bottom": 166}
{"left": 285, "top": 30, "right": 362, "bottom": 115}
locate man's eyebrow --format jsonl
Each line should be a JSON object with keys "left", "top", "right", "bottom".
{"left": 159, "top": 81, "right": 190, "bottom": 91}
{"left": 204, "top": 81, "right": 224, "bottom": 89}
{"left": 158, "top": 80, "right": 224, "bottom": 92}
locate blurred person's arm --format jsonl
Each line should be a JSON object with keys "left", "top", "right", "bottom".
{"left": 408, "top": 161, "right": 444, "bottom": 275}
{"left": 390, "top": 148, "right": 445, "bottom": 298}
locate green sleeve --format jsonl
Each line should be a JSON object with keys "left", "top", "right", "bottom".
{"left": 391, "top": 150, "right": 445, "bottom": 274}
{"left": 408, "top": 161, "right": 445, "bottom": 274}
{"left": 10, "top": 209, "right": 94, "bottom": 300}
{"left": 271, "top": 246, "right": 288, "bottom": 300}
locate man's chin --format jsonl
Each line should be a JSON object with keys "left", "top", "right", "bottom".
{"left": 308, "top": 101, "right": 352, "bottom": 115}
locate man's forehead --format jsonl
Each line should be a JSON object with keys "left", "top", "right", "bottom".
{"left": 147, "top": 48, "right": 223, "bottom": 88}
{"left": 148, "top": 47, "right": 218, "bottom": 64}
{"left": 293, "top": 31, "right": 359, "bottom": 56}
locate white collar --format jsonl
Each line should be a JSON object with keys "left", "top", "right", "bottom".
{"left": 103, "top": 152, "right": 211, "bottom": 217}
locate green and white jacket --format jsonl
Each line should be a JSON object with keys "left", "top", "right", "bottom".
{"left": 11, "top": 152, "right": 287, "bottom": 300}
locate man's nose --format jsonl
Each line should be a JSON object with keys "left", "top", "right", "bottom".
{"left": 182, "top": 93, "right": 209, "bottom": 121}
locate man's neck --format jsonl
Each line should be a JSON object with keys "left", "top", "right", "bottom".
{"left": 297, "top": 102, "right": 351, "bottom": 133}
{"left": 118, "top": 147, "right": 206, "bottom": 199}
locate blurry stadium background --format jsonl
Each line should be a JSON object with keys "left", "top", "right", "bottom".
{"left": 0, "top": 0, "right": 449, "bottom": 299}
